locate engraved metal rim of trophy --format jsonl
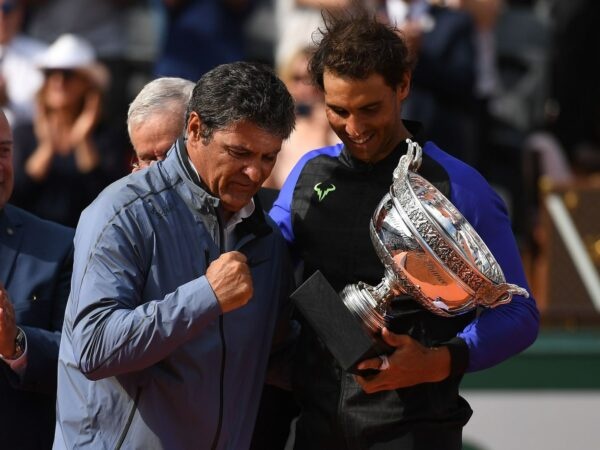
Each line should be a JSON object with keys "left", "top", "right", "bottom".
{"left": 341, "top": 139, "right": 529, "bottom": 334}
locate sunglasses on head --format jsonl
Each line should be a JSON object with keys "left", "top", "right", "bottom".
{"left": 0, "top": 1, "right": 18, "bottom": 14}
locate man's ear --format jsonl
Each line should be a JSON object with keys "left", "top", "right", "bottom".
{"left": 397, "top": 72, "right": 411, "bottom": 102}
{"left": 186, "top": 111, "right": 202, "bottom": 142}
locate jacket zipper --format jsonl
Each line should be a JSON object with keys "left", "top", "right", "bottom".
{"left": 210, "top": 315, "right": 227, "bottom": 450}
{"left": 210, "top": 211, "right": 226, "bottom": 450}
{"left": 114, "top": 386, "right": 142, "bottom": 450}
{"left": 207, "top": 205, "right": 260, "bottom": 449}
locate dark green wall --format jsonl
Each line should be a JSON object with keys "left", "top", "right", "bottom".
{"left": 462, "top": 329, "right": 600, "bottom": 390}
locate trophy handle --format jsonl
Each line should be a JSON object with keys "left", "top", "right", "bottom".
{"left": 477, "top": 283, "right": 530, "bottom": 308}
{"left": 393, "top": 138, "right": 422, "bottom": 184}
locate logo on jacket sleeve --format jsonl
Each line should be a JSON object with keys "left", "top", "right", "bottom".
{"left": 313, "top": 182, "right": 336, "bottom": 202}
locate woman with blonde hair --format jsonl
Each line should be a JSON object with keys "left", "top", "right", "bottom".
{"left": 264, "top": 46, "right": 338, "bottom": 189}
{"left": 11, "top": 34, "right": 128, "bottom": 227}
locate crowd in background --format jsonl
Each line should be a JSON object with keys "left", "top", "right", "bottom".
{"left": 1, "top": 0, "right": 599, "bottom": 288}
{"left": 0, "top": 1, "right": 594, "bottom": 449}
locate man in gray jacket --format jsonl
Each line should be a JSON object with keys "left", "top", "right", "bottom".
{"left": 53, "top": 61, "right": 296, "bottom": 450}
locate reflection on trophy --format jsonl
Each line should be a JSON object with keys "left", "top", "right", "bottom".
{"left": 341, "top": 139, "right": 529, "bottom": 335}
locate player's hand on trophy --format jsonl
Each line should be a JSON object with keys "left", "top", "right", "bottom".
{"left": 354, "top": 327, "right": 451, "bottom": 393}
{"left": 206, "top": 251, "right": 253, "bottom": 313}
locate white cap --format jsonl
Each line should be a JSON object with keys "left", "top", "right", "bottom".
{"left": 36, "top": 34, "right": 109, "bottom": 90}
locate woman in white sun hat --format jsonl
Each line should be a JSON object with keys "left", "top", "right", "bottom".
{"left": 11, "top": 34, "right": 129, "bottom": 227}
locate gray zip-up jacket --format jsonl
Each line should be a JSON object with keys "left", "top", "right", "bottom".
{"left": 53, "top": 140, "right": 293, "bottom": 450}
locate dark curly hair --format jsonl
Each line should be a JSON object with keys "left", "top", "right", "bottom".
{"left": 309, "top": 8, "right": 415, "bottom": 90}
{"left": 187, "top": 61, "right": 296, "bottom": 142}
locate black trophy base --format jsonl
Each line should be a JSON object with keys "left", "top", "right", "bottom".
{"left": 291, "top": 270, "right": 393, "bottom": 375}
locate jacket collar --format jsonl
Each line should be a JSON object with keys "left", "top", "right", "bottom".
{"left": 235, "top": 193, "right": 272, "bottom": 240}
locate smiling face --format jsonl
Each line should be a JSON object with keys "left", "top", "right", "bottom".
{"left": 186, "top": 112, "right": 282, "bottom": 219}
{"left": 0, "top": 111, "right": 13, "bottom": 210}
{"left": 323, "top": 70, "right": 411, "bottom": 163}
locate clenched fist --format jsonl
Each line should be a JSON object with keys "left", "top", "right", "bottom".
{"left": 205, "top": 251, "right": 253, "bottom": 313}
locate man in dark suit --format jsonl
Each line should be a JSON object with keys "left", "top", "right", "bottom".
{"left": 0, "top": 109, "right": 74, "bottom": 450}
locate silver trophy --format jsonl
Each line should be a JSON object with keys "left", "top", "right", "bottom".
{"left": 341, "top": 139, "right": 529, "bottom": 335}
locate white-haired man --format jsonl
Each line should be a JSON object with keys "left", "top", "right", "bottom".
{"left": 127, "top": 76, "right": 194, "bottom": 171}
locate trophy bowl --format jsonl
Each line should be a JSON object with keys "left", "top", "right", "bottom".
{"left": 341, "top": 140, "right": 529, "bottom": 335}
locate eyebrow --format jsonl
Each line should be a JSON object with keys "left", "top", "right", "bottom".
{"left": 225, "top": 144, "right": 252, "bottom": 153}
{"left": 225, "top": 144, "right": 280, "bottom": 157}
{"left": 326, "top": 100, "right": 380, "bottom": 110}
{"left": 225, "top": 143, "right": 249, "bottom": 150}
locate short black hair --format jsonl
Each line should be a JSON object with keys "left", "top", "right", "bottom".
{"left": 187, "top": 61, "right": 295, "bottom": 142}
{"left": 309, "top": 8, "right": 415, "bottom": 90}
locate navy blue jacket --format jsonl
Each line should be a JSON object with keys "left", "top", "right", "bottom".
{"left": 0, "top": 204, "right": 74, "bottom": 450}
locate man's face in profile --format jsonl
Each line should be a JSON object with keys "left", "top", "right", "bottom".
{"left": 130, "top": 114, "right": 182, "bottom": 172}
{"left": 0, "top": 111, "right": 13, "bottom": 210}
{"left": 186, "top": 113, "right": 282, "bottom": 216}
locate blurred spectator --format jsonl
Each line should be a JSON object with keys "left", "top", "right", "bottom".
{"left": 127, "top": 76, "right": 193, "bottom": 171}
{"left": 547, "top": 0, "right": 600, "bottom": 172}
{"left": 0, "top": 0, "right": 47, "bottom": 126}
{"left": 275, "top": 0, "right": 350, "bottom": 68}
{"left": 490, "top": 0, "right": 550, "bottom": 134}
{"left": 0, "top": 108, "right": 74, "bottom": 450}
{"left": 384, "top": 0, "right": 478, "bottom": 164}
{"left": 11, "top": 34, "right": 129, "bottom": 227}
{"left": 25, "top": 0, "right": 132, "bottom": 57}
{"left": 478, "top": 0, "right": 551, "bottom": 237}
{"left": 445, "top": 0, "right": 502, "bottom": 102}
{"left": 264, "top": 46, "right": 337, "bottom": 189}
{"left": 242, "top": 0, "right": 278, "bottom": 66}
{"left": 25, "top": 0, "right": 138, "bottom": 127}
{"left": 154, "top": 0, "right": 257, "bottom": 81}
